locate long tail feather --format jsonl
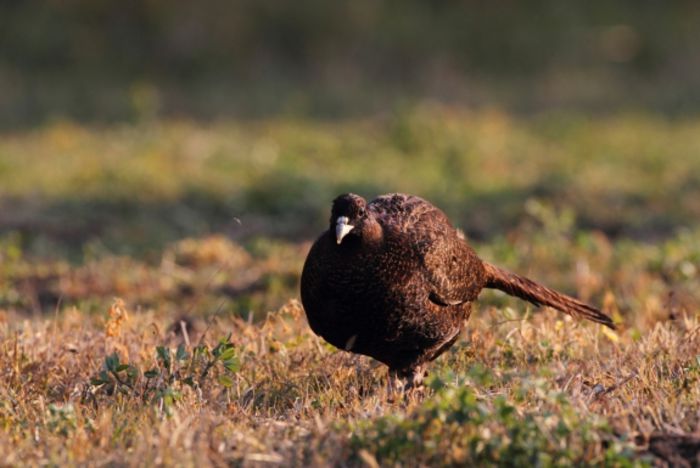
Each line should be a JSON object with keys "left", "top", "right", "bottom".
{"left": 483, "top": 261, "right": 615, "bottom": 329}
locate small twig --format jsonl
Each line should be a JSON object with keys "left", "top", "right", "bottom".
{"left": 110, "top": 369, "right": 134, "bottom": 391}
{"left": 200, "top": 358, "right": 217, "bottom": 380}
{"left": 180, "top": 320, "right": 191, "bottom": 348}
{"left": 491, "top": 317, "right": 528, "bottom": 328}
{"left": 591, "top": 373, "right": 638, "bottom": 401}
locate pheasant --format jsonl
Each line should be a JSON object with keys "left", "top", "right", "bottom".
{"left": 300, "top": 193, "right": 615, "bottom": 387}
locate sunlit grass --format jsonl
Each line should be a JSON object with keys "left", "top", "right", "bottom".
{"left": 0, "top": 107, "right": 699, "bottom": 464}
{"left": 1, "top": 107, "right": 700, "bottom": 257}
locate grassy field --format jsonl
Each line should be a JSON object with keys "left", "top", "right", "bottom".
{"left": 1, "top": 107, "right": 699, "bottom": 465}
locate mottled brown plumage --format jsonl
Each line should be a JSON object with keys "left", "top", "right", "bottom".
{"left": 300, "top": 193, "right": 615, "bottom": 385}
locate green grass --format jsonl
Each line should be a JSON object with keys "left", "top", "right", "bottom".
{"left": 0, "top": 106, "right": 699, "bottom": 465}
{"left": 2, "top": 107, "right": 700, "bottom": 257}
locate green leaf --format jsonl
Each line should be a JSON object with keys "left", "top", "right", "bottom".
{"left": 218, "top": 374, "right": 234, "bottom": 388}
{"left": 218, "top": 346, "right": 236, "bottom": 362}
{"left": 175, "top": 343, "right": 189, "bottom": 361}
{"left": 105, "top": 352, "right": 120, "bottom": 372}
{"left": 116, "top": 364, "right": 130, "bottom": 372}
{"left": 212, "top": 337, "right": 234, "bottom": 358}
{"left": 223, "top": 358, "right": 240, "bottom": 373}
{"left": 156, "top": 346, "right": 171, "bottom": 370}
{"left": 144, "top": 368, "right": 159, "bottom": 379}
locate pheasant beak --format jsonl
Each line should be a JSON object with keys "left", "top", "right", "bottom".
{"left": 335, "top": 216, "right": 354, "bottom": 244}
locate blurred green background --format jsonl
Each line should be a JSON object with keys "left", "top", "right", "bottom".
{"left": 2, "top": 0, "right": 700, "bottom": 126}
{"left": 1, "top": 0, "right": 700, "bottom": 261}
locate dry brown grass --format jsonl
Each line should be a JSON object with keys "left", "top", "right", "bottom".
{"left": 1, "top": 232, "right": 698, "bottom": 466}
{"left": 1, "top": 112, "right": 699, "bottom": 465}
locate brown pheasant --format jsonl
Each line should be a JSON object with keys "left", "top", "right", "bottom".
{"left": 300, "top": 193, "right": 615, "bottom": 387}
